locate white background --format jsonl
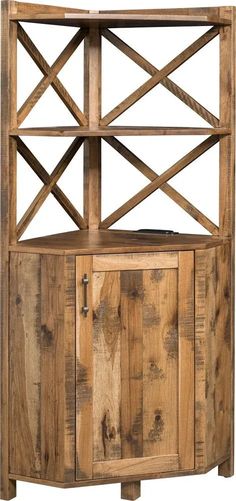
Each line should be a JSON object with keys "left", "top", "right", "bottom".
{"left": 10, "top": 0, "right": 235, "bottom": 500}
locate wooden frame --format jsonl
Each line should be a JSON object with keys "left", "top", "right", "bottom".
{"left": 1, "top": 2, "right": 235, "bottom": 500}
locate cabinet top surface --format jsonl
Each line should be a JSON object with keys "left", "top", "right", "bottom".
{"left": 9, "top": 230, "right": 226, "bottom": 255}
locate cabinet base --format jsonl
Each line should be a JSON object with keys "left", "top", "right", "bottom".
{"left": 218, "top": 457, "right": 234, "bottom": 478}
{"left": 121, "top": 481, "right": 141, "bottom": 500}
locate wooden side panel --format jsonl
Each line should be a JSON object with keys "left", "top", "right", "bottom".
{"left": 9, "top": 253, "right": 76, "bottom": 482}
{"left": 76, "top": 256, "right": 93, "bottom": 480}
{"left": 142, "top": 269, "right": 178, "bottom": 457}
{"left": 215, "top": 244, "right": 232, "bottom": 461}
{"left": 93, "top": 272, "right": 121, "bottom": 461}
{"left": 10, "top": 253, "right": 41, "bottom": 478}
{"left": 195, "top": 245, "right": 231, "bottom": 470}
{"left": 178, "top": 252, "right": 194, "bottom": 470}
{"left": 120, "top": 271, "right": 144, "bottom": 459}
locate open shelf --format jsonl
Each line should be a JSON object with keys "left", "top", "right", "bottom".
{"left": 10, "top": 127, "right": 230, "bottom": 137}
{"left": 9, "top": 230, "right": 226, "bottom": 255}
{"left": 11, "top": 11, "right": 231, "bottom": 28}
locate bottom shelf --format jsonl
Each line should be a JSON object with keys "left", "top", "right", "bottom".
{"left": 9, "top": 229, "right": 226, "bottom": 255}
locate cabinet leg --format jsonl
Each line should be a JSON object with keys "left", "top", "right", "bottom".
{"left": 218, "top": 456, "right": 234, "bottom": 478}
{"left": 0, "top": 478, "right": 16, "bottom": 500}
{"left": 121, "top": 481, "right": 141, "bottom": 500}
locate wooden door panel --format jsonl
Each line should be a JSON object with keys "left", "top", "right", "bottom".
{"left": 76, "top": 251, "right": 194, "bottom": 481}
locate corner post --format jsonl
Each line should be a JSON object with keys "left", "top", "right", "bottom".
{"left": 218, "top": 5, "right": 235, "bottom": 478}
{"left": 1, "top": 0, "right": 17, "bottom": 498}
{"left": 83, "top": 27, "right": 102, "bottom": 229}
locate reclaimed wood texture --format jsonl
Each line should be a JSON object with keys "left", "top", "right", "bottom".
{"left": 0, "top": 1, "right": 16, "bottom": 498}
{"left": 9, "top": 230, "right": 225, "bottom": 255}
{"left": 10, "top": 126, "right": 230, "bottom": 136}
{"left": 218, "top": 7, "right": 235, "bottom": 477}
{"left": 90, "top": 252, "right": 194, "bottom": 480}
{"left": 76, "top": 256, "right": 93, "bottom": 480}
{"left": 9, "top": 253, "right": 76, "bottom": 482}
{"left": 83, "top": 28, "right": 101, "bottom": 230}
{"left": 195, "top": 245, "right": 231, "bottom": 470}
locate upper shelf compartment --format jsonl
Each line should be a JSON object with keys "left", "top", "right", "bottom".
{"left": 11, "top": 3, "right": 231, "bottom": 27}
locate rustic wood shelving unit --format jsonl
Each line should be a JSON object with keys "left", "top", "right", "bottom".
{"left": 1, "top": 2, "right": 235, "bottom": 500}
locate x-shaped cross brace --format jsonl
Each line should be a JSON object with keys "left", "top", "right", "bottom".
{"left": 17, "top": 24, "right": 88, "bottom": 127}
{"left": 101, "top": 26, "right": 219, "bottom": 126}
{"left": 16, "top": 137, "right": 86, "bottom": 238}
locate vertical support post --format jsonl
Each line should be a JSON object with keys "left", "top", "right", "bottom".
{"left": 218, "top": 6, "right": 235, "bottom": 477}
{"left": 83, "top": 27, "right": 101, "bottom": 229}
{"left": 1, "top": 0, "right": 17, "bottom": 499}
{"left": 9, "top": 18, "right": 17, "bottom": 244}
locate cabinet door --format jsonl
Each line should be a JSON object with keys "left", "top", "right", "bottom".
{"left": 76, "top": 252, "right": 194, "bottom": 481}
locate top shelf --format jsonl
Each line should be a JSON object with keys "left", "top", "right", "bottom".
{"left": 11, "top": 8, "right": 231, "bottom": 28}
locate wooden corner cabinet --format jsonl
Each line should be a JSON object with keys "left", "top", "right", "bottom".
{"left": 1, "top": 2, "right": 235, "bottom": 500}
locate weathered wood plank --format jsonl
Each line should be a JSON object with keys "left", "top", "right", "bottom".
{"left": 1, "top": 1, "right": 17, "bottom": 497}
{"left": 10, "top": 126, "right": 229, "bottom": 136}
{"left": 218, "top": 6, "right": 235, "bottom": 477}
{"left": 178, "top": 252, "right": 194, "bottom": 469}
{"left": 120, "top": 271, "right": 143, "bottom": 459}
{"left": 9, "top": 253, "right": 41, "bottom": 478}
{"left": 93, "top": 454, "right": 179, "bottom": 478}
{"left": 76, "top": 256, "right": 93, "bottom": 480}
{"left": 93, "top": 252, "right": 178, "bottom": 271}
{"left": 93, "top": 272, "right": 121, "bottom": 461}
{"left": 143, "top": 269, "right": 178, "bottom": 457}
{"left": 40, "top": 255, "right": 65, "bottom": 481}
{"left": 83, "top": 28, "right": 102, "bottom": 229}
{"left": 64, "top": 256, "right": 76, "bottom": 482}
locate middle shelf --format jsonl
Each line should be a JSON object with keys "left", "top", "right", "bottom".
{"left": 10, "top": 126, "right": 230, "bottom": 137}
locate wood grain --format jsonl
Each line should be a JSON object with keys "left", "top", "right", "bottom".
{"left": 93, "top": 454, "right": 179, "bottom": 478}
{"left": 178, "top": 252, "right": 194, "bottom": 469}
{"left": 10, "top": 253, "right": 41, "bottom": 478}
{"left": 142, "top": 269, "right": 178, "bottom": 457}
{"left": 10, "top": 126, "right": 230, "bottom": 136}
{"left": 83, "top": 28, "right": 102, "bottom": 229}
{"left": 76, "top": 256, "right": 93, "bottom": 480}
{"left": 9, "top": 253, "right": 76, "bottom": 482}
{"left": 120, "top": 271, "right": 144, "bottom": 459}
{"left": 93, "top": 272, "right": 121, "bottom": 461}
{"left": 93, "top": 252, "right": 178, "bottom": 271}
{"left": 9, "top": 230, "right": 225, "bottom": 256}
{"left": 0, "top": 1, "right": 16, "bottom": 497}
{"left": 218, "top": 6, "right": 235, "bottom": 477}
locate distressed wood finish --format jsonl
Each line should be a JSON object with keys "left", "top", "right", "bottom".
{"left": 218, "top": 7, "right": 235, "bottom": 477}
{"left": 9, "top": 253, "right": 76, "bottom": 482}
{"left": 1, "top": 4, "right": 235, "bottom": 500}
{"left": 1, "top": 1, "right": 16, "bottom": 498}
{"left": 76, "top": 256, "right": 93, "bottom": 480}
{"left": 89, "top": 253, "right": 194, "bottom": 485}
{"left": 83, "top": 28, "right": 102, "bottom": 230}
{"left": 195, "top": 245, "right": 231, "bottom": 471}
